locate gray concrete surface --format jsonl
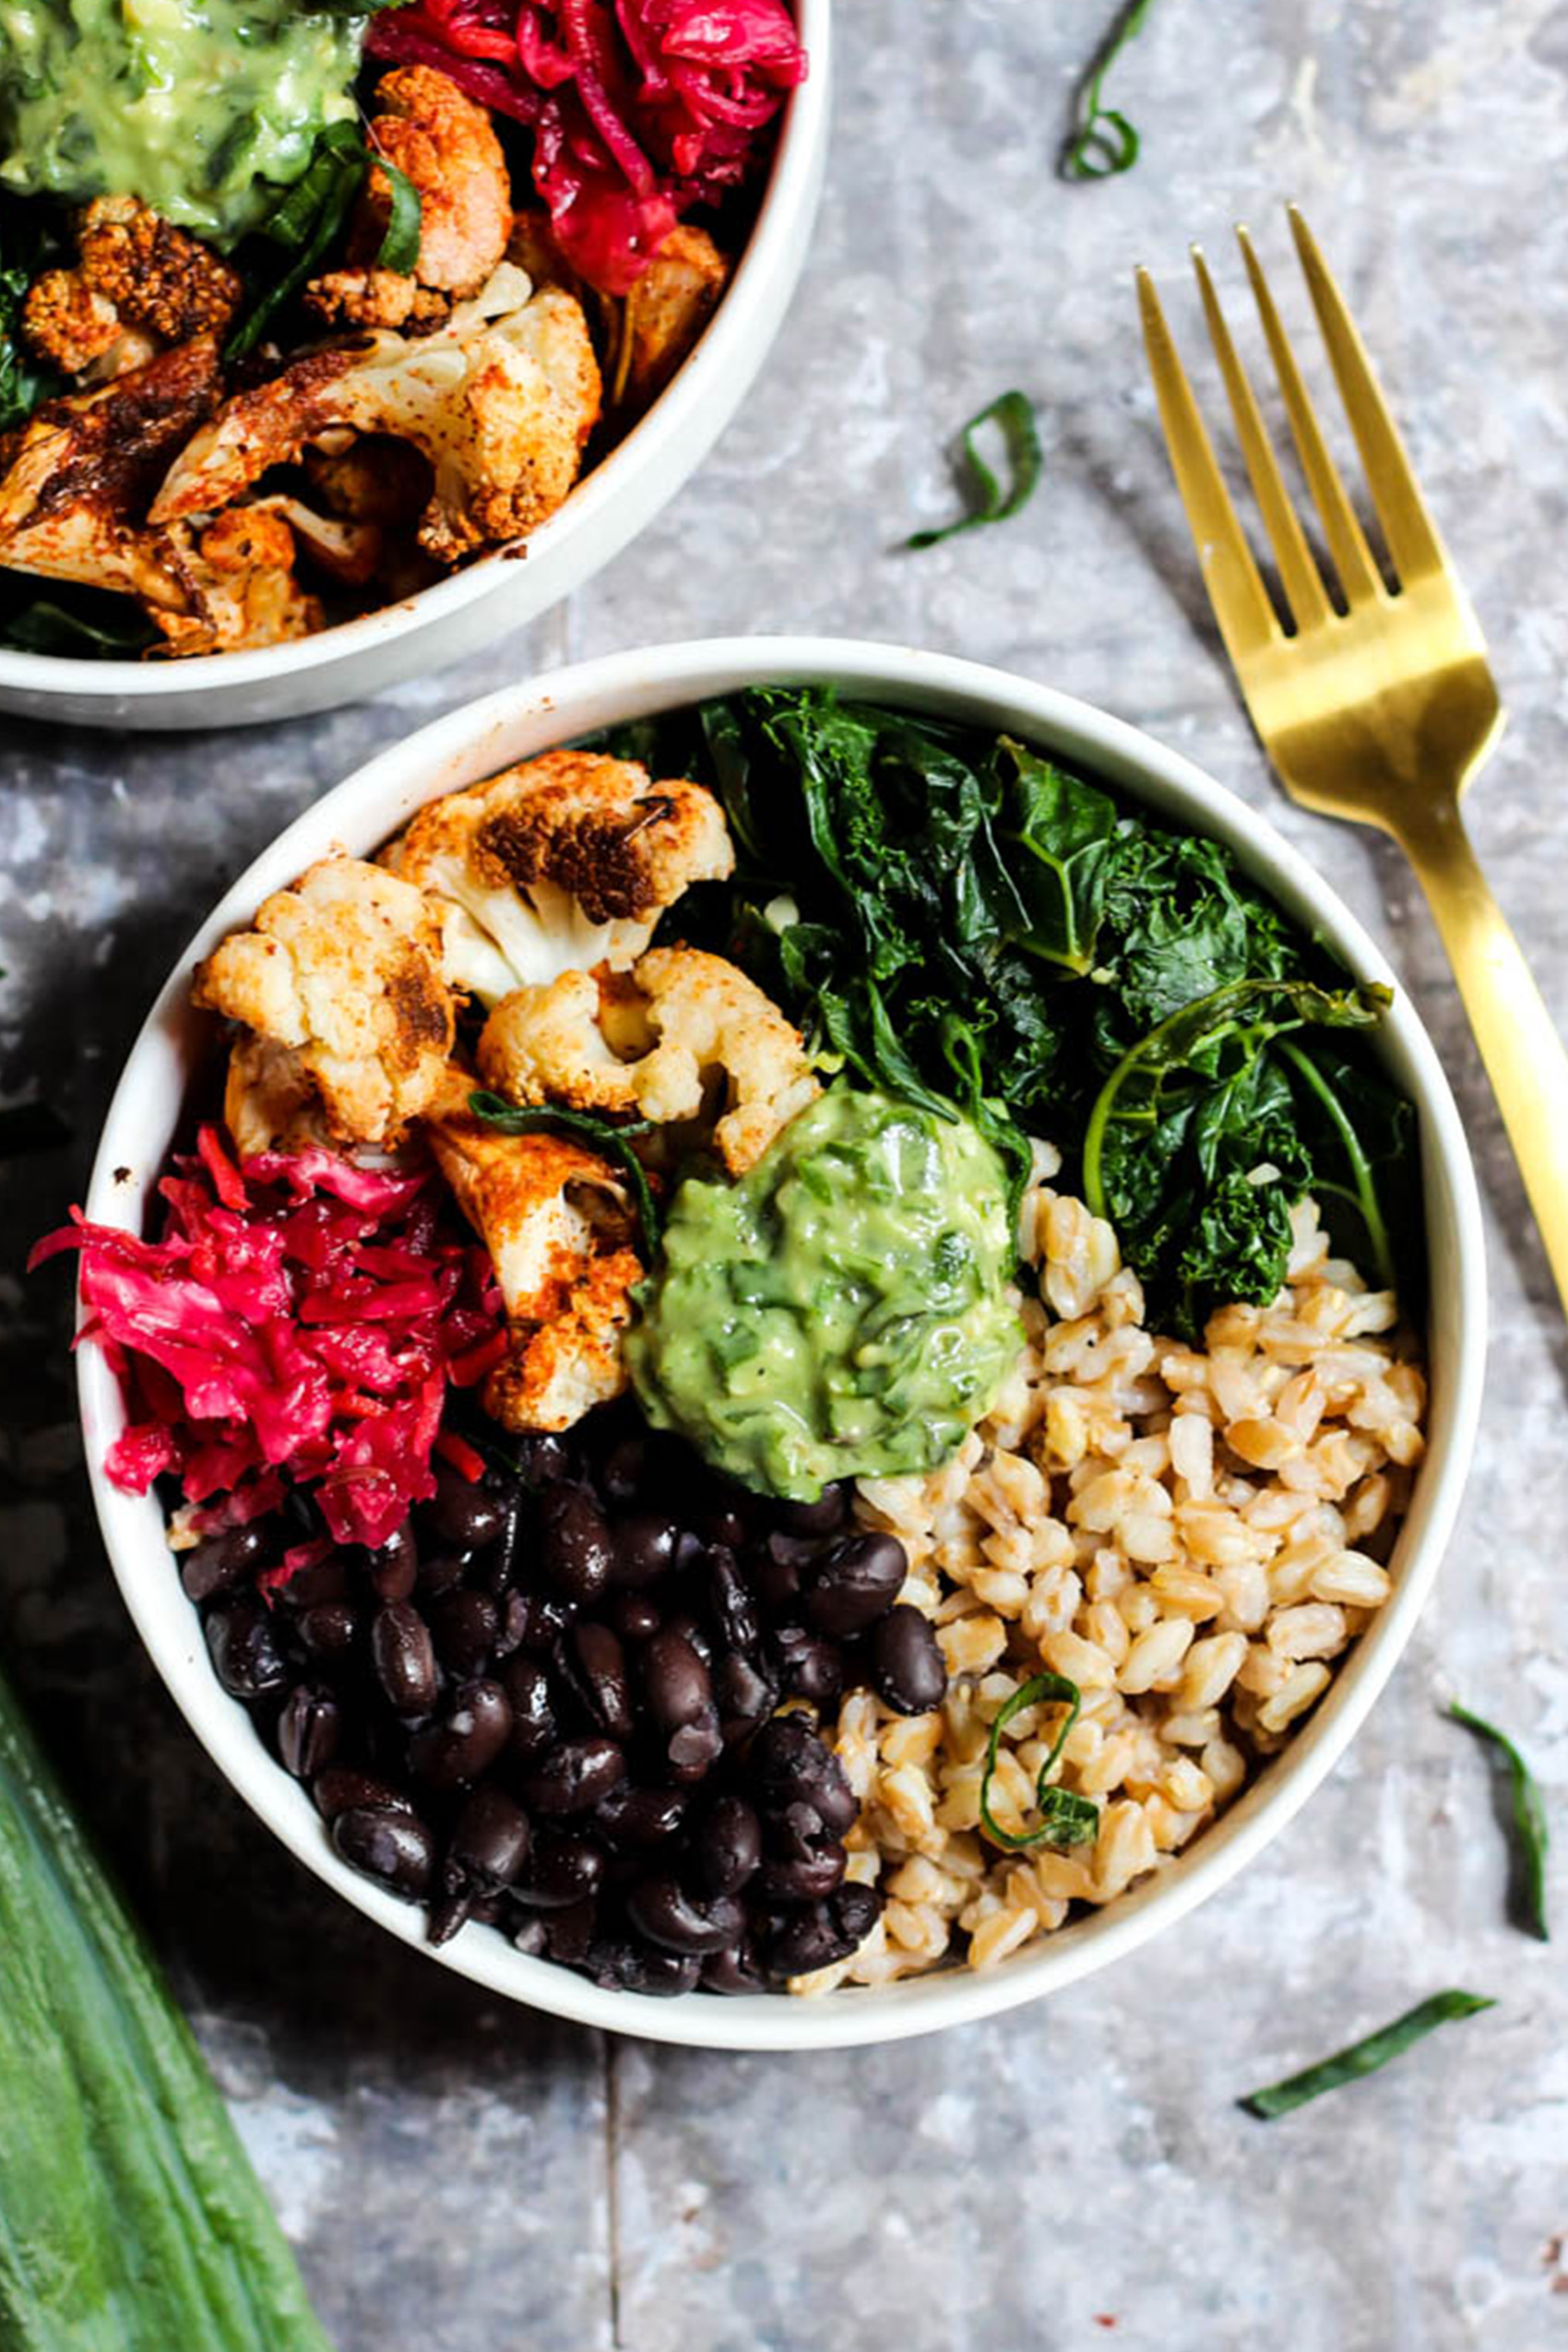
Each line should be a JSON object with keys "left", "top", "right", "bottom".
{"left": 2, "top": 3, "right": 1565, "bottom": 2346}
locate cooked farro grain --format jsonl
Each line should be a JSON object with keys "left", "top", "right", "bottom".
{"left": 791, "top": 1147, "right": 1425, "bottom": 1995}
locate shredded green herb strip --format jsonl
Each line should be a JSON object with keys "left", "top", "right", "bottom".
{"left": 979, "top": 1672, "right": 1100, "bottom": 1852}
{"left": 1240, "top": 1990, "right": 1497, "bottom": 2119}
{"left": 1448, "top": 1702, "right": 1550, "bottom": 1942}
{"left": 907, "top": 390, "right": 1042, "bottom": 551}
{"left": 1061, "top": 0, "right": 1157, "bottom": 181}
{"left": 468, "top": 1090, "right": 661, "bottom": 1255}
{"left": 225, "top": 122, "right": 368, "bottom": 362}
{"left": 372, "top": 155, "right": 423, "bottom": 274}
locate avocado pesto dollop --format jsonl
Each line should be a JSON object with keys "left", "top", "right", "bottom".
{"left": 627, "top": 1087, "right": 1022, "bottom": 1503}
{"left": 0, "top": 0, "right": 366, "bottom": 245}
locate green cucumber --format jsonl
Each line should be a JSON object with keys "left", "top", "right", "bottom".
{"left": 0, "top": 1659, "right": 336, "bottom": 2351}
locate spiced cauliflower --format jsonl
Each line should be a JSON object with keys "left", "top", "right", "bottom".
{"left": 22, "top": 197, "right": 241, "bottom": 379}
{"left": 148, "top": 264, "right": 600, "bottom": 566}
{"left": 479, "top": 945, "right": 818, "bottom": 1176}
{"left": 193, "top": 858, "right": 456, "bottom": 1147}
{"left": 382, "top": 749, "right": 734, "bottom": 1005}
{"left": 425, "top": 1076, "right": 641, "bottom": 1431}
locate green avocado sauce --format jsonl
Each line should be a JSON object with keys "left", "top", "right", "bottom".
{"left": 627, "top": 1087, "right": 1023, "bottom": 1503}
{"left": 0, "top": 0, "right": 367, "bottom": 245}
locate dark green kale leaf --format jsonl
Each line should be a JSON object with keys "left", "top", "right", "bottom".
{"left": 0, "top": 196, "right": 67, "bottom": 434}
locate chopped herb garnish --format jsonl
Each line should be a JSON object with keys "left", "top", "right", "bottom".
{"left": 1448, "top": 1702, "right": 1550, "bottom": 1942}
{"left": 906, "top": 390, "right": 1042, "bottom": 551}
{"left": 225, "top": 123, "right": 369, "bottom": 362}
{"left": 1061, "top": 0, "right": 1157, "bottom": 181}
{"left": 468, "top": 1090, "right": 661, "bottom": 1255}
{"left": 1239, "top": 1990, "right": 1497, "bottom": 2119}
{"left": 372, "top": 155, "right": 423, "bottom": 275}
{"left": 979, "top": 1672, "right": 1099, "bottom": 1852}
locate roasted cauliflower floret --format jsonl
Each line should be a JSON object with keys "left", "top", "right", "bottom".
{"left": 154, "top": 509, "right": 323, "bottom": 656}
{"left": 382, "top": 749, "right": 733, "bottom": 1005}
{"left": 425, "top": 1078, "right": 640, "bottom": 1431}
{"left": 0, "top": 339, "right": 220, "bottom": 611}
{"left": 305, "top": 65, "right": 512, "bottom": 330}
{"left": 23, "top": 198, "right": 240, "bottom": 377}
{"left": 193, "top": 858, "right": 456, "bottom": 1147}
{"left": 614, "top": 224, "right": 731, "bottom": 409}
{"left": 223, "top": 1033, "right": 332, "bottom": 1158}
{"left": 148, "top": 266, "right": 600, "bottom": 567}
{"left": 480, "top": 946, "right": 819, "bottom": 1176}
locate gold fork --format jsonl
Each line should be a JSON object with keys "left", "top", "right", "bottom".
{"left": 1137, "top": 206, "right": 1568, "bottom": 1313}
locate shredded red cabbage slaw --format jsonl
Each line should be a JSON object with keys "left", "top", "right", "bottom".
{"left": 31, "top": 1128, "right": 506, "bottom": 1556}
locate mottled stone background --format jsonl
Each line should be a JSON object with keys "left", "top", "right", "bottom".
{"left": 3, "top": 3, "right": 1565, "bottom": 2346}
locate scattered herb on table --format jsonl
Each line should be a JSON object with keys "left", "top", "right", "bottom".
{"left": 906, "top": 390, "right": 1042, "bottom": 551}
{"left": 1448, "top": 1701, "right": 1550, "bottom": 1942}
{"left": 1239, "top": 1990, "right": 1497, "bottom": 2119}
{"left": 469, "top": 1090, "right": 662, "bottom": 1253}
{"left": 979, "top": 1672, "right": 1099, "bottom": 1851}
{"left": 1061, "top": 0, "right": 1158, "bottom": 181}
{"left": 604, "top": 688, "right": 1420, "bottom": 1337}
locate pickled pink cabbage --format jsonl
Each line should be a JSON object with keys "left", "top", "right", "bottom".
{"left": 31, "top": 1129, "right": 505, "bottom": 1555}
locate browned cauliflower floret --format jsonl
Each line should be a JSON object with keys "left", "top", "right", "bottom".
{"left": 305, "top": 65, "right": 512, "bottom": 330}
{"left": 193, "top": 858, "right": 456, "bottom": 1147}
{"left": 381, "top": 749, "right": 734, "bottom": 1005}
{"left": 23, "top": 198, "right": 240, "bottom": 377}
{"left": 0, "top": 340, "right": 220, "bottom": 612}
{"left": 223, "top": 1034, "right": 331, "bottom": 1158}
{"left": 425, "top": 1075, "right": 641, "bottom": 1431}
{"left": 304, "top": 435, "right": 433, "bottom": 527}
{"left": 148, "top": 266, "right": 600, "bottom": 567}
{"left": 480, "top": 946, "right": 819, "bottom": 1176}
{"left": 154, "top": 508, "right": 323, "bottom": 656}
{"left": 614, "top": 224, "right": 731, "bottom": 409}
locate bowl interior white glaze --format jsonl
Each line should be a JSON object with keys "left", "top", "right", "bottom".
{"left": 78, "top": 637, "right": 1487, "bottom": 2049}
{"left": 0, "top": 6, "right": 830, "bottom": 732}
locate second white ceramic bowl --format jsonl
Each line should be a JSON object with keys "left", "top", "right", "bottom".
{"left": 77, "top": 637, "right": 1486, "bottom": 2047}
{"left": 0, "top": 7, "right": 829, "bottom": 731}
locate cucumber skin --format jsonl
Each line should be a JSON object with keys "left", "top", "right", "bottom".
{"left": 0, "top": 1660, "right": 337, "bottom": 2352}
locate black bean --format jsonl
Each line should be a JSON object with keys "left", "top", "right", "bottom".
{"left": 408, "top": 1679, "right": 512, "bottom": 1788}
{"left": 707, "top": 1546, "right": 761, "bottom": 1656}
{"left": 745, "top": 1528, "right": 815, "bottom": 1616}
{"left": 600, "top": 1434, "right": 649, "bottom": 1506}
{"left": 514, "top": 1591, "right": 574, "bottom": 1657}
{"left": 695, "top": 1795, "right": 762, "bottom": 1896}
{"left": 626, "top": 1873, "right": 745, "bottom": 1955}
{"left": 697, "top": 1505, "right": 748, "bottom": 1551}
{"left": 331, "top": 1806, "right": 434, "bottom": 1899}
{"left": 762, "top": 1883, "right": 881, "bottom": 1979}
{"left": 868, "top": 1604, "right": 948, "bottom": 1716}
{"left": 584, "top": 1940, "right": 701, "bottom": 1997}
{"left": 776, "top": 1481, "right": 850, "bottom": 1538}
{"left": 756, "top": 1845, "right": 846, "bottom": 1904}
{"left": 277, "top": 1684, "right": 339, "bottom": 1779}
{"left": 513, "top": 1916, "right": 550, "bottom": 1958}
{"left": 427, "top": 1886, "right": 474, "bottom": 1945}
{"left": 612, "top": 1510, "right": 679, "bottom": 1590}
{"left": 592, "top": 1783, "right": 689, "bottom": 1847}
{"left": 368, "top": 1520, "right": 419, "bottom": 1601}
{"left": 415, "top": 1550, "right": 467, "bottom": 1598}
{"left": 701, "top": 1940, "right": 770, "bottom": 1996}
{"left": 500, "top": 1654, "right": 556, "bottom": 1761}
{"left": 714, "top": 1651, "right": 778, "bottom": 1747}
{"left": 543, "top": 1899, "right": 599, "bottom": 1966}
{"left": 563, "top": 1622, "right": 635, "bottom": 1740}
{"left": 747, "top": 1715, "right": 857, "bottom": 1836}
{"left": 802, "top": 1532, "right": 907, "bottom": 1637}
{"left": 179, "top": 1524, "right": 266, "bottom": 1604}
{"left": 539, "top": 1483, "right": 615, "bottom": 1603}
{"left": 447, "top": 1786, "right": 532, "bottom": 1890}
{"left": 299, "top": 1599, "right": 361, "bottom": 1661}
{"left": 611, "top": 1591, "right": 661, "bottom": 1643}
{"left": 514, "top": 1834, "right": 606, "bottom": 1909}
{"left": 422, "top": 1465, "right": 507, "bottom": 1554}
{"left": 642, "top": 1628, "right": 712, "bottom": 1733}
{"left": 660, "top": 1611, "right": 713, "bottom": 1669}
{"left": 480, "top": 1491, "right": 524, "bottom": 1591}
{"left": 313, "top": 1765, "right": 415, "bottom": 1821}
{"left": 768, "top": 1624, "right": 844, "bottom": 1706}
{"left": 276, "top": 1551, "right": 351, "bottom": 1611}
{"left": 205, "top": 1597, "right": 287, "bottom": 1700}
{"left": 493, "top": 1590, "right": 531, "bottom": 1659}
{"left": 513, "top": 1433, "right": 572, "bottom": 1491}
{"left": 429, "top": 1589, "right": 501, "bottom": 1676}
{"left": 519, "top": 1737, "right": 626, "bottom": 1816}
{"left": 370, "top": 1601, "right": 438, "bottom": 1716}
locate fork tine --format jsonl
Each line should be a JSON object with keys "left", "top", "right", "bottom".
{"left": 1237, "top": 225, "right": 1383, "bottom": 609}
{"left": 1136, "top": 266, "right": 1280, "bottom": 666}
{"left": 1190, "top": 244, "right": 1333, "bottom": 636}
{"left": 1287, "top": 205, "right": 1446, "bottom": 587}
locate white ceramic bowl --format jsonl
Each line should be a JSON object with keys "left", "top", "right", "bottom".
{"left": 0, "top": 11, "right": 829, "bottom": 734}
{"left": 77, "top": 637, "right": 1486, "bottom": 2048}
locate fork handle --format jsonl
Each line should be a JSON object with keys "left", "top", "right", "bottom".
{"left": 1397, "top": 796, "right": 1568, "bottom": 1310}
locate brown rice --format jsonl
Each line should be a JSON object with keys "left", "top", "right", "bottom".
{"left": 793, "top": 1142, "right": 1426, "bottom": 1994}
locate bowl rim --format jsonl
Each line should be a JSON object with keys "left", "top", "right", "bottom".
{"left": 0, "top": 0, "right": 830, "bottom": 706}
{"left": 77, "top": 635, "right": 1488, "bottom": 2050}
